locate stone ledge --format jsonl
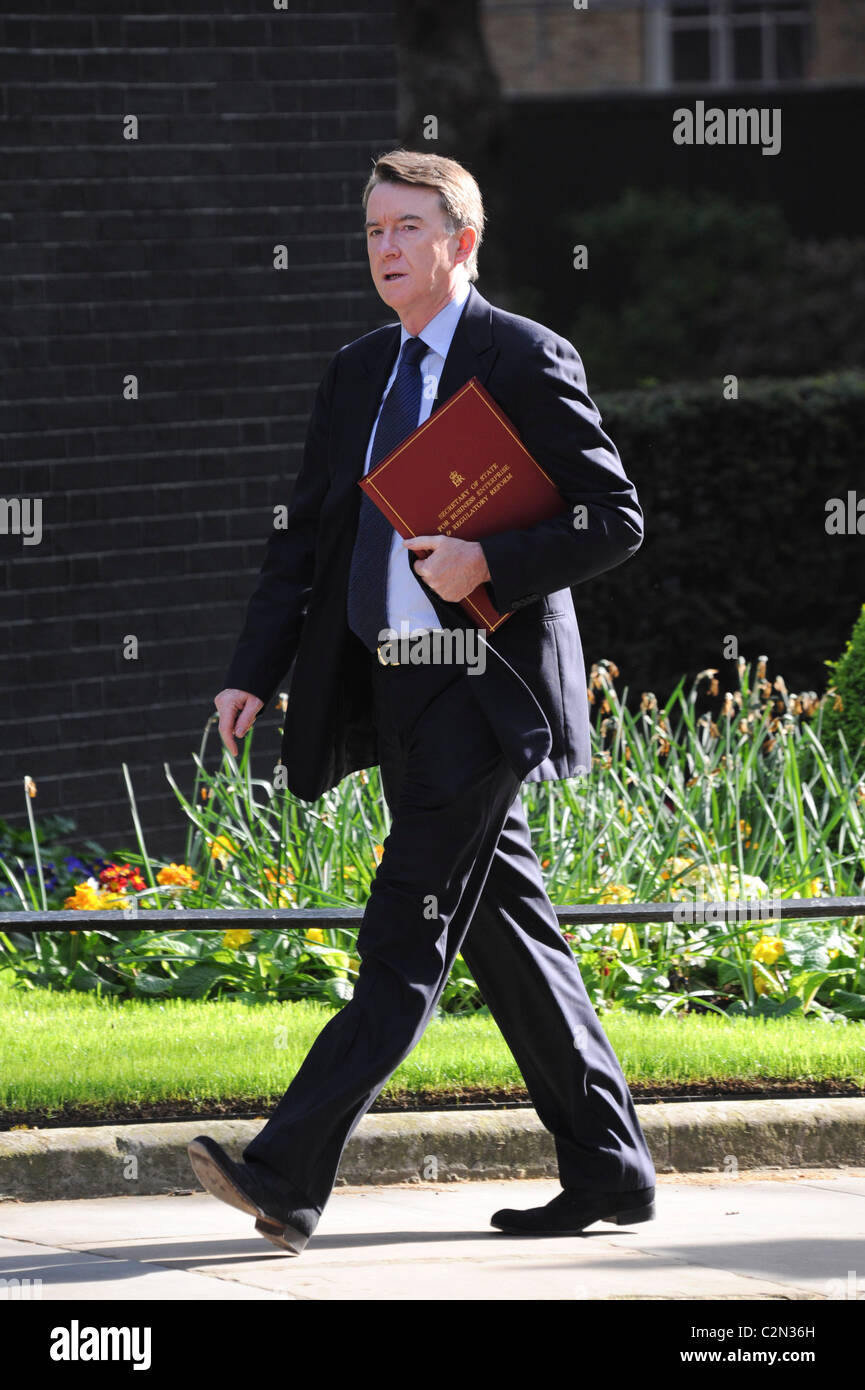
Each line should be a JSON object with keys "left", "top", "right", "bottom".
{"left": 1, "top": 1098, "right": 864, "bottom": 1202}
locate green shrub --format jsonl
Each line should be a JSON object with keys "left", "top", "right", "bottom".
{"left": 581, "top": 370, "right": 865, "bottom": 705}
{"left": 822, "top": 602, "right": 865, "bottom": 765}
{"left": 557, "top": 189, "right": 865, "bottom": 390}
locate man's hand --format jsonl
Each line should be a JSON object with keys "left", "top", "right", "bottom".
{"left": 214, "top": 688, "right": 265, "bottom": 758}
{"left": 404, "top": 535, "right": 491, "bottom": 603}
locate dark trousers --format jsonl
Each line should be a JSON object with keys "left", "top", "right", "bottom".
{"left": 243, "top": 655, "right": 656, "bottom": 1222}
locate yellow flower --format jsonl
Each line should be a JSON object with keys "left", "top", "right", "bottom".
{"left": 752, "top": 935, "right": 785, "bottom": 965}
{"left": 599, "top": 883, "right": 634, "bottom": 904}
{"left": 99, "top": 889, "right": 130, "bottom": 910}
{"left": 305, "top": 928, "right": 326, "bottom": 944}
{"left": 672, "top": 863, "right": 769, "bottom": 900}
{"left": 828, "top": 948, "right": 840, "bottom": 960}
{"left": 222, "top": 928, "right": 253, "bottom": 949}
{"left": 611, "top": 924, "right": 639, "bottom": 952}
{"left": 791, "top": 878, "right": 825, "bottom": 899}
{"left": 208, "top": 835, "right": 238, "bottom": 863}
{"left": 157, "top": 862, "right": 199, "bottom": 890}
{"left": 660, "top": 856, "right": 695, "bottom": 881}
{"left": 753, "top": 968, "right": 771, "bottom": 996}
{"left": 63, "top": 883, "right": 106, "bottom": 911}
{"left": 373, "top": 845, "right": 384, "bottom": 862}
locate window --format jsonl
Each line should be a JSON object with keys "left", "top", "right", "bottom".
{"left": 647, "top": 0, "right": 813, "bottom": 87}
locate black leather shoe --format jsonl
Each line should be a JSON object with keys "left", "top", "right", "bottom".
{"left": 187, "top": 1135, "right": 317, "bottom": 1255}
{"left": 491, "top": 1185, "right": 656, "bottom": 1235}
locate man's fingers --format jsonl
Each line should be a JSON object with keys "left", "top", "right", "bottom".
{"left": 214, "top": 690, "right": 263, "bottom": 757}
{"left": 234, "top": 694, "right": 263, "bottom": 738}
{"left": 404, "top": 535, "right": 440, "bottom": 551}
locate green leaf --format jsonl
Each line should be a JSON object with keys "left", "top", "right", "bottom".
{"left": 133, "top": 975, "right": 173, "bottom": 997}
{"left": 170, "top": 964, "right": 238, "bottom": 999}
{"left": 829, "top": 990, "right": 865, "bottom": 1019}
{"left": 324, "top": 977, "right": 354, "bottom": 1005}
{"left": 788, "top": 969, "right": 838, "bottom": 1010}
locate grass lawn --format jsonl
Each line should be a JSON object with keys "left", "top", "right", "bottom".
{"left": 2, "top": 970, "right": 864, "bottom": 1126}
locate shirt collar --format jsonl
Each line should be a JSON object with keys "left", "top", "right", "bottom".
{"left": 399, "top": 277, "right": 471, "bottom": 358}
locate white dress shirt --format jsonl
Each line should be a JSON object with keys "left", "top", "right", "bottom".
{"left": 360, "top": 276, "right": 471, "bottom": 634}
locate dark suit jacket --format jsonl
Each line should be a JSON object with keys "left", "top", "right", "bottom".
{"left": 222, "top": 282, "right": 644, "bottom": 801}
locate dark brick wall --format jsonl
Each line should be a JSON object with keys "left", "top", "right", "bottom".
{"left": 2, "top": 0, "right": 397, "bottom": 859}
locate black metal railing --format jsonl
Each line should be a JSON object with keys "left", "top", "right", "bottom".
{"left": 1, "top": 898, "right": 863, "bottom": 931}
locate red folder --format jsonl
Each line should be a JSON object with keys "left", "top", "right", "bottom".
{"left": 358, "top": 376, "right": 569, "bottom": 631}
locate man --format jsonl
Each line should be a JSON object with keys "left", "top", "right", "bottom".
{"left": 187, "top": 150, "right": 657, "bottom": 1256}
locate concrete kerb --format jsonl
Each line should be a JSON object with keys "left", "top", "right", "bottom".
{"left": 1, "top": 1098, "right": 864, "bottom": 1203}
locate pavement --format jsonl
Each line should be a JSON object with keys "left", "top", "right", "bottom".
{"left": 2, "top": 1169, "right": 865, "bottom": 1300}
{"left": 2, "top": 1099, "right": 865, "bottom": 1301}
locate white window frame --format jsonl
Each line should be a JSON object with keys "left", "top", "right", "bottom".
{"left": 645, "top": 0, "right": 813, "bottom": 89}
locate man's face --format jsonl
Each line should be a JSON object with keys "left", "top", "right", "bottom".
{"left": 365, "top": 181, "right": 471, "bottom": 324}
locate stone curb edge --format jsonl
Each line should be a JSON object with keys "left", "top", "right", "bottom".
{"left": 1, "top": 1098, "right": 864, "bottom": 1203}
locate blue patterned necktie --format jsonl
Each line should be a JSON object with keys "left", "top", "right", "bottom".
{"left": 347, "top": 335, "right": 428, "bottom": 652}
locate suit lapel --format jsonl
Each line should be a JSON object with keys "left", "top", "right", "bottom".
{"left": 430, "top": 282, "right": 498, "bottom": 413}
{"left": 334, "top": 325, "right": 401, "bottom": 492}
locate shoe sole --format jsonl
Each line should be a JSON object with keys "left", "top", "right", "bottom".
{"left": 187, "top": 1139, "right": 309, "bottom": 1256}
{"left": 254, "top": 1216, "right": 309, "bottom": 1255}
{"left": 492, "top": 1200, "right": 656, "bottom": 1235}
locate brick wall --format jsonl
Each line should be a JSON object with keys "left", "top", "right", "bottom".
{"left": 481, "top": 2, "right": 643, "bottom": 95}
{"left": 813, "top": 0, "right": 865, "bottom": 80}
{"left": 2, "top": 0, "right": 397, "bottom": 860}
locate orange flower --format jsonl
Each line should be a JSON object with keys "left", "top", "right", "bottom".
{"left": 208, "top": 834, "right": 238, "bottom": 864}
{"left": 157, "top": 862, "right": 199, "bottom": 891}
{"left": 63, "top": 883, "right": 104, "bottom": 911}
{"left": 63, "top": 881, "right": 129, "bottom": 911}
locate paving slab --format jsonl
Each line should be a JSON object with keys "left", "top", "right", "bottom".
{"left": 2, "top": 1169, "right": 863, "bottom": 1301}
